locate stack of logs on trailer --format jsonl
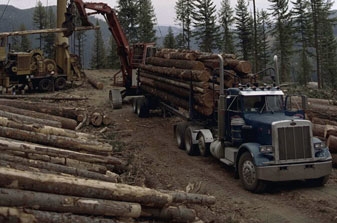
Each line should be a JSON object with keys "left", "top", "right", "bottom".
{"left": 139, "top": 48, "right": 253, "bottom": 117}
{"left": 305, "top": 98, "right": 337, "bottom": 168}
{"left": 0, "top": 98, "right": 215, "bottom": 222}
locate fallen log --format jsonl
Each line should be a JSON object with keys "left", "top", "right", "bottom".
{"left": 0, "top": 99, "right": 84, "bottom": 120}
{"left": 0, "top": 137, "right": 125, "bottom": 167}
{"left": 0, "top": 188, "right": 140, "bottom": 217}
{"left": 142, "top": 206, "right": 196, "bottom": 222}
{"left": 0, "top": 207, "right": 119, "bottom": 223}
{"left": 332, "top": 153, "right": 337, "bottom": 168}
{"left": 103, "top": 115, "right": 112, "bottom": 125}
{"left": 65, "top": 158, "right": 108, "bottom": 174}
{"left": 86, "top": 74, "right": 104, "bottom": 90}
{"left": 0, "top": 167, "right": 173, "bottom": 207}
{"left": 0, "top": 154, "right": 117, "bottom": 182}
{"left": 140, "top": 64, "right": 210, "bottom": 82}
{"left": 91, "top": 112, "right": 103, "bottom": 127}
{"left": 156, "top": 51, "right": 197, "bottom": 61}
{"left": 324, "top": 125, "right": 337, "bottom": 139}
{"left": 0, "top": 95, "right": 88, "bottom": 101}
{"left": 306, "top": 104, "right": 337, "bottom": 122}
{"left": 312, "top": 124, "right": 325, "bottom": 138}
{"left": 146, "top": 57, "right": 205, "bottom": 70}
{"left": 163, "top": 190, "right": 216, "bottom": 205}
{"left": 0, "top": 110, "right": 61, "bottom": 128}
{"left": 327, "top": 135, "right": 337, "bottom": 153}
{"left": 311, "top": 117, "right": 337, "bottom": 126}
{"left": 0, "top": 105, "right": 77, "bottom": 130}
{"left": 226, "top": 59, "right": 252, "bottom": 74}
{"left": 0, "top": 126, "right": 113, "bottom": 154}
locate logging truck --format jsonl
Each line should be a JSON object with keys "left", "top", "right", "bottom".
{"left": 133, "top": 55, "right": 332, "bottom": 193}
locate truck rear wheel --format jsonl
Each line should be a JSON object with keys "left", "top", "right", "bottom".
{"left": 238, "top": 152, "right": 267, "bottom": 193}
{"left": 55, "top": 77, "right": 66, "bottom": 90}
{"left": 197, "top": 134, "right": 210, "bottom": 157}
{"left": 38, "top": 79, "right": 53, "bottom": 91}
{"left": 184, "top": 126, "right": 199, "bottom": 156}
{"left": 136, "top": 98, "right": 149, "bottom": 118}
{"left": 132, "top": 98, "right": 138, "bottom": 113}
{"left": 175, "top": 122, "right": 188, "bottom": 150}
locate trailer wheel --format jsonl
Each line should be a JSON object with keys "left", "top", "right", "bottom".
{"left": 197, "top": 134, "right": 210, "bottom": 157}
{"left": 238, "top": 152, "right": 267, "bottom": 193}
{"left": 136, "top": 98, "right": 149, "bottom": 118}
{"left": 184, "top": 127, "right": 199, "bottom": 156}
{"left": 38, "top": 79, "right": 53, "bottom": 91}
{"left": 55, "top": 77, "right": 66, "bottom": 90}
{"left": 175, "top": 122, "right": 188, "bottom": 150}
{"left": 307, "top": 175, "right": 329, "bottom": 187}
{"left": 132, "top": 98, "right": 138, "bottom": 113}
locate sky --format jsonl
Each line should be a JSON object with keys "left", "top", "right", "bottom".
{"left": 4, "top": 0, "right": 337, "bottom": 26}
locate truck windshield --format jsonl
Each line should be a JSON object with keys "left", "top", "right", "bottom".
{"left": 243, "top": 95, "right": 283, "bottom": 113}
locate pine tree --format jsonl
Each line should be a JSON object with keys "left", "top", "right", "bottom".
{"left": 137, "top": 0, "right": 157, "bottom": 43}
{"left": 43, "top": 7, "right": 56, "bottom": 58}
{"left": 33, "top": 0, "right": 47, "bottom": 49}
{"left": 175, "top": 0, "right": 194, "bottom": 49}
{"left": 235, "top": 0, "right": 253, "bottom": 60}
{"left": 107, "top": 37, "right": 120, "bottom": 69}
{"left": 117, "top": 0, "right": 139, "bottom": 42}
{"left": 175, "top": 33, "right": 185, "bottom": 49}
{"left": 291, "top": 0, "right": 313, "bottom": 85}
{"left": 256, "top": 10, "right": 271, "bottom": 74}
{"left": 90, "top": 20, "right": 107, "bottom": 69}
{"left": 268, "top": 0, "right": 293, "bottom": 83}
{"left": 19, "top": 24, "right": 31, "bottom": 52}
{"left": 74, "top": 9, "right": 86, "bottom": 66}
{"left": 10, "top": 34, "right": 20, "bottom": 51}
{"left": 192, "top": 0, "right": 220, "bottom": 52}
{"left": 218, "top": 0, "right": 235, "bottom": 54}
{"left": 163, "top": 27, "right": 176, "bottom": 48}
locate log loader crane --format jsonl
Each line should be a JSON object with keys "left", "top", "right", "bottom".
{"left": 64, "top": 0, "right": 156, "bottom": 108}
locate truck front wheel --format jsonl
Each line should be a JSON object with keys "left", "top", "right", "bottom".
{"left": 136, "top": 98, "right": 149, "bottom": 118}
{"left": 238, "top": 152, "right": 267, "bottom": 193}
{"left": 307, "top": 175, "right": 329, "bottom": 187}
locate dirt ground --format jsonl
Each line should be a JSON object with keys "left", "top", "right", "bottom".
{"left": 47, "top": 70, "right": 337, "bottom": 223}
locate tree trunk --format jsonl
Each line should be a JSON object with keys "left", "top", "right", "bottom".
{"left": 311, "top": 117, "right": 337, "bottom": 126}
{"left": 0, "top": 110, "right": 62, "bottom": 128}
{"left": 226, "top": 59, "right": 252, "bottom": 74}
{"left": 327, "top": 135, "right": 337, "bottom": 153}
{"left": 86, "top": 74, "right": 104, "bottom": 90}
{"left": 0, "top": 126, "right": 113, "bottom": 155}
{"left": 0, "top": 207, "right": 119, "bottom": 223}
{"left": 146, "top": 57, "right": 205, "bottom": 70}
{"left": 91, "top": 112, "right": 103, "bottom": 127}
{"left": 306, "top": 104, "right": 337, "bottom": 122}
{"left": 0, "top": 137, "right": 125, "bottom": 167}
{"left": 0, "top": 105, "right": 77, "bottom": 130}
{"left": 312, "top": 124, "right": 325, "bottom": 138}
{"left": 324, "top": 125, "right": 337, "bottom": 139}
{"left": 0, "top": 167, "right": 173, "bottom": 207}
{"left": 142, "top": 206, "right": 196, "bottom": 222}
{"left": 0, "top": 99, "right": 84, "bottom": 120}
{"left": 65, "top": 158, "right": 108, "bottom": 174}
{"left": 162, "top": 190, "right": 216, "bottom": 205}
{"left": 332, "top": 153, "right": 337, "bottom": 168}
{"left": 140, "top": 64, "right": 210, "bottom": 82}
{"left": 0, "top": 188, "right": 140, "bottom": 217}
{"left": 0, "top": 154, "right": 117, "bottom": 182}
{"left": 0, "top": 95, "right": 88, "bottom": 101}
{"left": 156, "top": 51, "right": 197, "bottom": 61}
{"left": 102, "top": 115, "right": 112, "bottom": 126}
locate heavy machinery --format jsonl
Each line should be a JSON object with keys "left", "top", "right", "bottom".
{"left": 65, "top": 0, "right": 156, "bottom": 107}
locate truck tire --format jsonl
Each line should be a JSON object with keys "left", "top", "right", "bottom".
{"left": 238, "top": 152, "right": 267, "bottom": 193}
{"left": 175, "top": 122, "right": 188, "bottom": 150}
{"left": 38, "top": 79, "right": 53, "bottom": 91}
{"left": 197, "top": 134, "right": 210, "bottom": 157}
{"left": 136, "top": 98, "right": 149, "bottom": 118}
{"left": 55, "top": 77, "right": 66, "bottom": 90}
{"left": 307, "top": 175, "right": 329, "bottom": 187}
{"left": 132, "top": 98, "right": 138, "bottom": 113}
{"left": 184, "top": 126, "right": 199, "bottom": 156}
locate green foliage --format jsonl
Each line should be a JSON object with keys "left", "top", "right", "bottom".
{"left": 43, "top": 7, "right": 56, "bottom": 58}
{"left": 268, "top": 0, "right": 293, "bottom": 83}
{"left": 163, "top": 27, "right": 176, "bottom": 48}
{"left": 192, "top": 0, "right": 220, "bottom": 52}
{"left": 175, "top": 0, "right": 194, "bottom": 49}
{"left": 137, "top": 0, "right": 157, "bottom": 43}
{"left": 235, "top": 0, "right": 253, "bottom": 60}
{"left": 19, "top": 24, "right": 31, "bottom": 52}
{"left": 107, "top": 37, "right": 120, "bottom": 69}
{"left": 117, "top": 0, "right": 139, "bottom": 43}
{"left": 33, "top": 0, "right": 47, "bottom": 49}
{"left": 74, "top": 8, "right": 86, "bottom": 66}
{"left": 90, "top": 20, "right": 107, "bottom": 69}
{"left": 256, "top": 10, "right": 271, "bottom": 74}
{"left": 218, "top": 0, "right": 235, "bottom": 54}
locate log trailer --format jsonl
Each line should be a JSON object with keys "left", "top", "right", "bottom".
{"left": 133, "top": 55, "right": 332, "bottom": 193}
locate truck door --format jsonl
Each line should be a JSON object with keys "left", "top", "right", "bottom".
{"left": 226, "top": 95, "right": 243, "bottom": 140}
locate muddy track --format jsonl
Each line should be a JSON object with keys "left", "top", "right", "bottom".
{"left": 113, "top": 106, "right": 337, "bottom": 223}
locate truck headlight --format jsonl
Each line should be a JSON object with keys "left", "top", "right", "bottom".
{"left": 314, "top": 142, "right": 326, "bottom": 150}
{"left": 259, "top": 145, "right": 274, "bottom": 154}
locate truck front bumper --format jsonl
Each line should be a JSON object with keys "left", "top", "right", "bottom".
{"left": 256, "top": 160, "right": 332, "bottom": 182}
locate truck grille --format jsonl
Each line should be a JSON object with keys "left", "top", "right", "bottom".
{"left": 277, "top": 126, "right": 312, "bottom": 160}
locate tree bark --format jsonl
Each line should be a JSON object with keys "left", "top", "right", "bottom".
{"left": 86, "top": 74, "right": 104, "bottom": 90}
{"left": 306, "top": 104, "right": 337, "bottom": 122}
{"left": 0, "top": 105, "right": 77, "bottom": 130}
{"left": 226, "top": 59, "right": 252, "bottom": 74}
{"left": 146, "top": 57, "right": 205, "bottom": 70}
{"left": 0, "top": 99, "right": 84, "bottom": 120}
{"left": 0, "top": 167, "right": 173, "bottom": 207}
{"left": 91, "top": 112, "right": 103, "bottom": 127}
{"left": 162, "top": 190, "right": 216, "bottom": 205}
{"left": 142, "top": 206, "right": 196, "bottom": 222}
{"left": 0, "top": 110, "right": 62, "bottom": 128}
{"left": 324, "top": 125, "right": 337, "bottom": 139}
{"left": 0, "top": 207, "right": 120, "bottom": 223}
{"left": 0, "top": 188, "right": 140, "bottom": 217}
{"left": 140, "top": 64, "right": 210, "bottom": 82}
{"left": 0, "top": 95, "right": 88, "bottom": 101}
{"left": 156, "top": 51, "right": 197, "bottom": 61}
{"left": 0, "top": 137, "right": 125, "bottom": 167}
{"left": 311, "top": 117, "right": 337, "bottom": 126}
{"left": 0, "top": 154, "right": 117, "bottom": 182}
{"left": 327, "top": 135, "right": 337, "bottom": 153}
{"left": 0, "top": 126, "right": 113, "bottom": 155}
{"left": 312, "top": 124, "right": 325, "bottom": 138}
{"left": 332, "top": 153, "right": 337, "bottom": 168}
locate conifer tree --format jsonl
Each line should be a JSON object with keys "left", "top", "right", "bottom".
{"left": 192, "top": 0, "right": 220, "bottom": 52}
{"left": 218, "top": 0, "right": 235, "bottom": 53}
{"left": 33, "top": 0, "right": 47, "bottom": 49}
{"left": 90, "top": 20, "right": 107, "bottom": 69}
{"left": 19, "top": 24, "right": 31, "bottom": 52}
{"left": 107, "top": 37, "right": 120, "bottom": 69}
{"left": 117, "top": 0, "right": 139, "bottom": 42}
{"left": 43, "top": 7, "right": 56, "bottom": 58}
{"left": 256, "top": 10, "right": 271, "bottom": 73}
{"left": 175, "top": 0, "right": 194, "bottom": 49}
{"left": 268, "top": 0, "right": 293, "bottom": 83}
{"left": 137, "top": 0, "right": 157, "bottom": 43}
{"left": 74, "top": 8, "right": 86, "bottom": 66}
{"left": 163, "top": 27, "right": 176, "bottom": 48}
{"left": 10, "top": 33, "right": 20, "bottom": 51}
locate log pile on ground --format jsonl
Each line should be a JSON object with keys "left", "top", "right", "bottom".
{"left": 139, "top": 48, "right": 253, "bottom": 116}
